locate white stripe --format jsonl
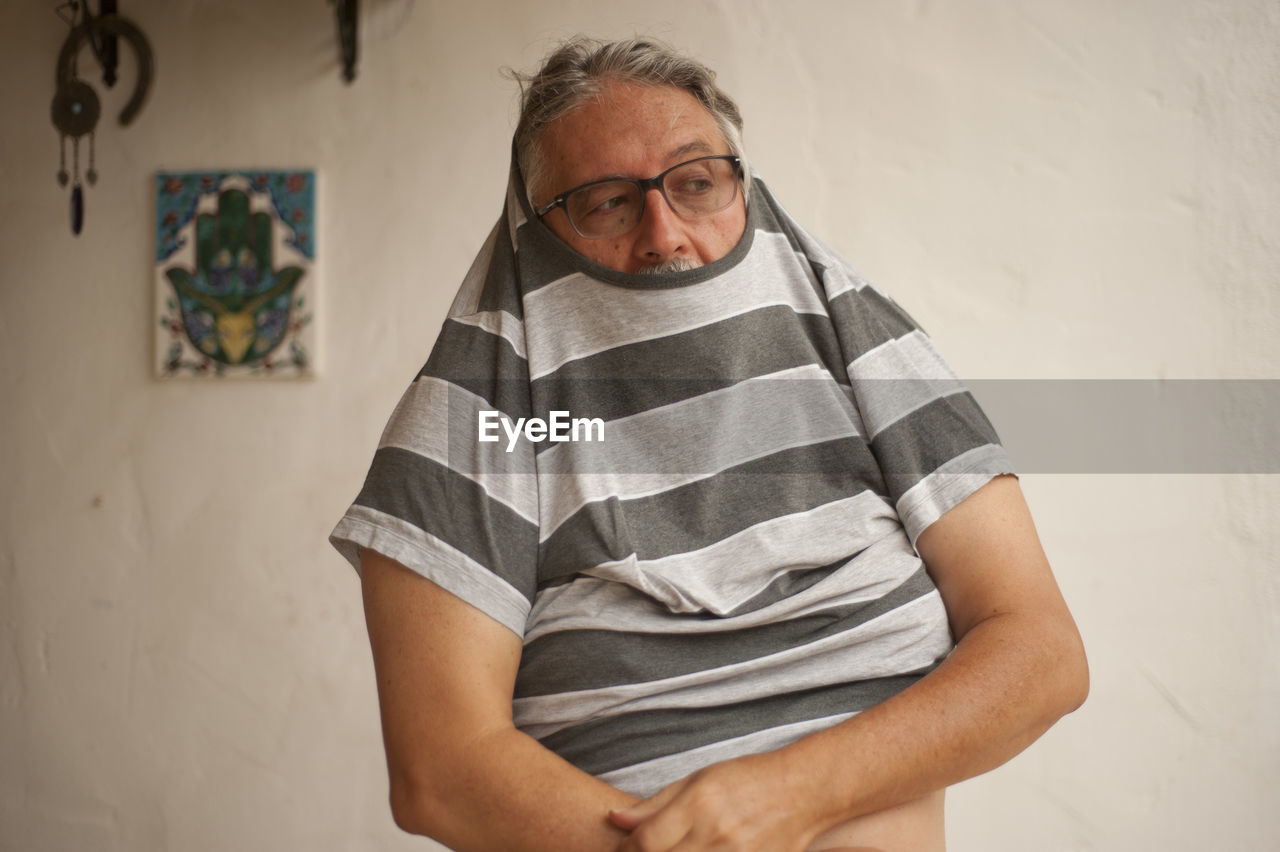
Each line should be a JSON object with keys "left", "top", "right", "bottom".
{"left": 789, "top": 226, "right": 871, "bottom": 301}
{"left": 575, "top": 493, "right": 903, "bottom": 616}
{"left": 822, "top": 267, "right": 860, "bottom": 300}
{"left": 378, "top": 376, "right": 539, "bottom": 523}
{"left": 896, "top": 445, "right": 1014, "bottom": 547}
{"left": 514, "top": 591, "right": 951, "bottom": 735}
{"left": 450, "top": 310, "right": 527, "bottom": 359}
{"left": 331, "top": 506, "right": 531, "bottom": 636}
{"left": 505, "top": 179, "right": 527, "bottom": 250}
{"left": 848, "top": 330, "right": 968, "bottom": 438}
{"left": 526, "top": 531, "right": 919, "bottom": 641}
{"left": 523, "top": 231, "right": 829, "bottom": 379}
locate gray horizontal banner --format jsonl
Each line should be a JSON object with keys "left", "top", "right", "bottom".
{"left": 443, "top": 379, "right": 1280, "bottom": 474}
{"left": 968, "top": 380, "right": 1280, "bottom": 474}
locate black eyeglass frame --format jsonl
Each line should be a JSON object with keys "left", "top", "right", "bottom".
{"left": 534, "top": 155, "right": 743, "bottom": 239}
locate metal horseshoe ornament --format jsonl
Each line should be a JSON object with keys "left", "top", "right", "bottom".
{"left": 51, "top": 13, "right": 153, "bottom": 235}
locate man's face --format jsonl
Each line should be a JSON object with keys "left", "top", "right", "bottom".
{"left": 534, "top": 82, "right": 747, "bottom": 275}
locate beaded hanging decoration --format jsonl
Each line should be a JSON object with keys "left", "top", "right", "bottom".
{"left": 51, "top": 1, "right": 153, "bottom": 235}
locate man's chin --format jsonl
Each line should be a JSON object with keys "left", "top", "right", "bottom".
{"left": 637, "top": 257, "right": 701, "bottom": 275}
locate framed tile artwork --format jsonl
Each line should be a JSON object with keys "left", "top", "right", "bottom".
{"left": 154, "top": 170, "right": 317, "bottom": 378}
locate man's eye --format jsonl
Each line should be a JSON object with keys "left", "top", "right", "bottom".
{"left": 588, "top": 195, "right": 629, "bottom": 216}
{"left": 674, "top": 177, "right": 714, "bottom": 195}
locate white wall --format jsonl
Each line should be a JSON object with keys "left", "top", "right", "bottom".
{"left": 2, "top": 1, "right": 1276, "bottom": 849}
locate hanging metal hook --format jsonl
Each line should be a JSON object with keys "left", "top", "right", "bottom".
{"left": 54, "top": 12, "right": 153, "bottom": 127}
{"left": 331, "top": 0, "right": 359, "bottom": 84}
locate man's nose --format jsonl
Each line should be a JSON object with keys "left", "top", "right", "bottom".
{"left": 633, "top": 187, "right": 687, "bottom": 263}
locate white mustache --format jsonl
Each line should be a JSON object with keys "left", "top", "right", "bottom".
{"left": 637, "top": 257, "right": 701, "bottom": 275}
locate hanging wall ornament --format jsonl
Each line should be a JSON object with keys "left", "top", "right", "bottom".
{"left": 51, "top": 2, "right": 154, "bottom": 236}
{"left": 330, "top": 0, "right": 359, "bottom": 84}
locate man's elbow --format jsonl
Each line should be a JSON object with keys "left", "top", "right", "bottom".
{"left": 1050, "top": 624, "right": 1090, "bottom": 718}
{"left": 387, "top": 769, "right": 448, "bottom": 839}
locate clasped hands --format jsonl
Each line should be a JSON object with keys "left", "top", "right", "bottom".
{"left": 607, "top": 751, "right": 829, "bottom": 852}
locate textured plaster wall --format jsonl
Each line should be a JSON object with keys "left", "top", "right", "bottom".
{"left": 1, "top": 1, "right": 1276, "bottom": 850}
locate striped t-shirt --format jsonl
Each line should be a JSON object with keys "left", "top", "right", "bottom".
{"left": 330, "top": 163, "right": 1015, "bottom": 797}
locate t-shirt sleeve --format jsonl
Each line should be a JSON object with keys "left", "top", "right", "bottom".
{"left": 329, "top": 303, "right": 539, "bottom": 638}
{"left": 811, "top": 249, "right": 1016, "bottom": 549}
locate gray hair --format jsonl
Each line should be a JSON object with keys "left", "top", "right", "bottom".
{"left": 510, "top": 36, "right": 749, "bottom": 205}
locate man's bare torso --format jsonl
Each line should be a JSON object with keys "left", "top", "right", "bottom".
{"left": 809, "top": 790, "right": 945, "bottom": 852}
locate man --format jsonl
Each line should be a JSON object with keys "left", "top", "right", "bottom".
{"left": 332, "top": 36, "right": 1088, "bottom": 851}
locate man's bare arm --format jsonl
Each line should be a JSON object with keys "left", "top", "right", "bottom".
{"left": 360, "top": 549, "right": 639, "bottom": 850}
{"left": 613, "top": 474, "right": 1089, "bottom": 850}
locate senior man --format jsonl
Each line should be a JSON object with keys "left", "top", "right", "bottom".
{"left": 332, "top": 36, "right": 1088, "bottom": 851}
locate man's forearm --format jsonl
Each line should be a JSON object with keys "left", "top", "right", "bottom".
{"left": 773, "top": 606, "right": 1088, "bottom": 834}
{"left": 390, "top": 723, "right": 639, "bottom": 851}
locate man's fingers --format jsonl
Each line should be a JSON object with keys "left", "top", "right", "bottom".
{"left": 615, "top": 815, "right": 693, "bottom": 852}
{"left": 609, "top": 781, "right": 683, "bottom": 829}
{"left": 608, "top": 806, "right": 647, "bottom": 831}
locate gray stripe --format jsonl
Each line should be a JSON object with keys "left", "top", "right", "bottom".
{"left": 826, "top": 284, "right": 920, "bottom": 354}
{"left": 537, "top": 437, "right": 886, "bottom": 585}
{"left": 597, "top": 713, "right": 854, "bottom": 798}
{"left": 420, "top": 319, "right": 532, "bottom": 421}
{"left": 747, "top": 179, "right": 810, "bottom": 255}
{"left": 516, "top": 565, "right": 938, "bottom": 698}
{"left": 538, "top": 669, "right": 933, "bottom": 776}
{"left": 513, "top": 224, "right": 592, "bottom": 294}
{"left": 355, "top": 447, "right": 540, "bottom": 603}
{"left": 472, "top": 204, "right": 525, "bottom": 319}
{"left": 872, "top": 391, "right": 1002, "bottom": 498}
{"left": 530, "top": 306, "right": 848, "bottom": 422}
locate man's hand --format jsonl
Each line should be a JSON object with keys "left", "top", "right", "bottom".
{"left": 608, "top": 751, "right": 823, "bottom": 852}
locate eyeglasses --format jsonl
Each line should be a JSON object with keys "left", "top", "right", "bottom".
{"left": 535, "top": 155, "right": 742, "bottom": 240}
